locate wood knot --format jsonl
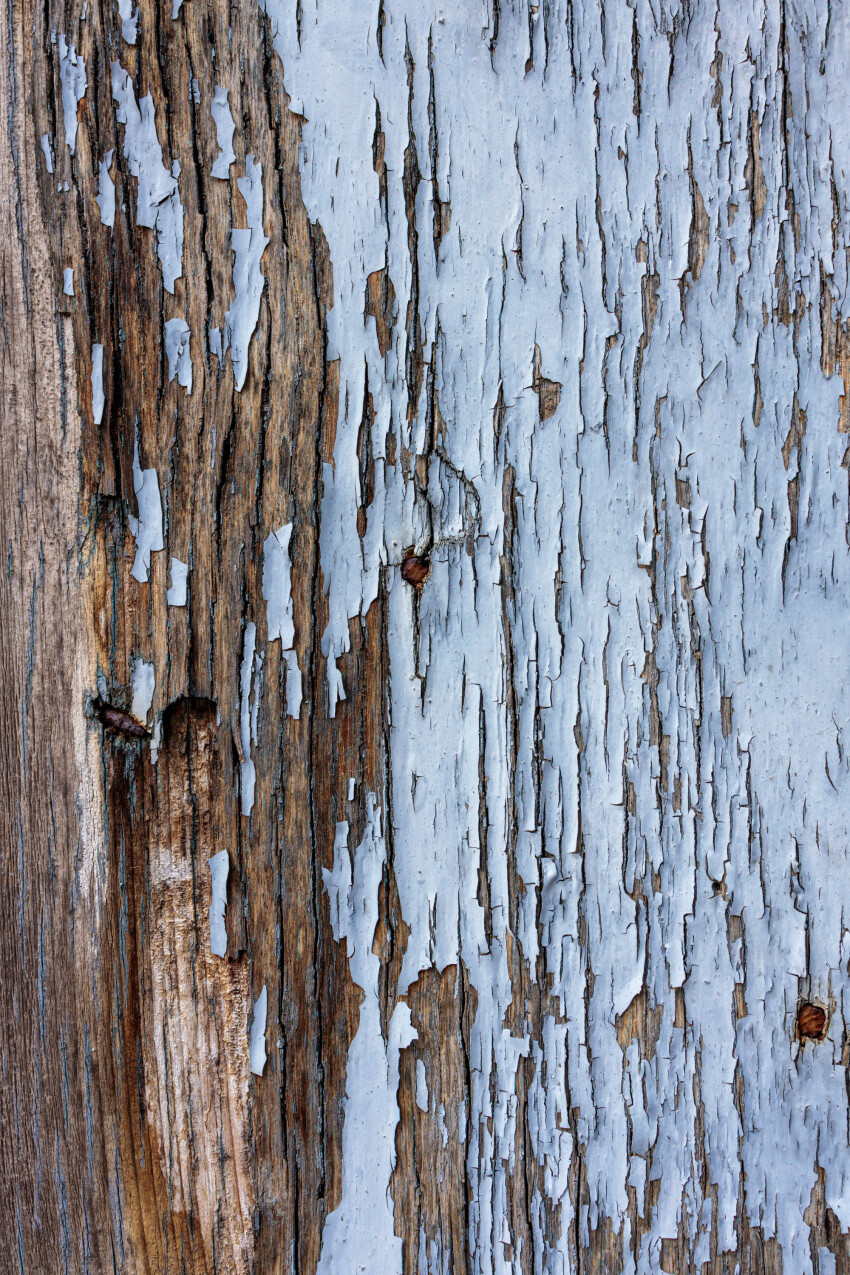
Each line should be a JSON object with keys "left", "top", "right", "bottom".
{"left": 796, "top": 1002, "right": 826, "bottom": 1040}
{"left": 401, "top": 552, "right": 430, "bottom": 588}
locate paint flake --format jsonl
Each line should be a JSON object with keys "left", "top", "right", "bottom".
{"left": 111, "top": 62, "right": 184, "bottom": 293}
{"left": 116, "top": 0, "right": 138, "bottom": 44}
{"left": 249, "top": 986, "right": 267, "bottom": 1076}
{"left": 239, "top": 622, "right": 261, "bottom": 815}
{"left": 262, "top": 524, "right": 302, "bottom": 718}
{"left": 129, "top": 657, "right": 155, "bottom": 724}
{"left": 164, "top": 318, "right": 192, "bottom": 392}
{"left": 91, "top": 344, "right": 104, "bottom": 423}
{"left": 128, "top": 433, "right": 164, "bottom": 584}
{"left": 166, "top": 557, "right": 188, "bottom": 606}
{"left": 58, "top": 37, "right": 86, "bottom": 156}
{"left": 96, "top": 150, "right": 115, "bottom": 226}
{"left": 223, "top": 156, "right": 269, "bottom": 390}
{"left": 40, "top": 133, "right": 55, "bottom": 173}
{"left": 208, "top": 851, "right": 229, "bottom": 957}
{"left": 211, "top": 86, "right": 236, "bottom": 178}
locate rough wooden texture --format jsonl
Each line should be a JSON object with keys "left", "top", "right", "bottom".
{"left": 2, "top": 0, "right": 850, "bottom": 1273}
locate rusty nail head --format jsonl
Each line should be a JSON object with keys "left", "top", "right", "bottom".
{"left": 95, "top": 701, "right": 150, "bottom": 739}
{"left": 796, "top": 1002, "right": 826, "bottom": 1040}
{"left": 401, "top": 552, "right": 430, "bottom": 588}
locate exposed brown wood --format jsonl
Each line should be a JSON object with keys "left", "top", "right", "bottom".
{"left": 3, "top": 0, "right": 850, "bottom": 1271}
{"left": 1, "top": 0, "right": 371, "bottom": 1266}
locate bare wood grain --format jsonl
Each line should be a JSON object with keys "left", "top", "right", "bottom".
{"left": 3, "top": 0, "right": 850, "bottom": 1272}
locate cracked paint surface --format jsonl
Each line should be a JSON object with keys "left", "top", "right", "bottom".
{"left": 40, "top": 0, "right": 850, "bottom": 1267}
{"left": 256, "top": 2, "right": 850, "bottom": 1271}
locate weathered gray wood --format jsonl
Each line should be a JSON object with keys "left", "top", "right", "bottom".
{"left": 2, "top": 0, "right": 850, "bottom": 1272}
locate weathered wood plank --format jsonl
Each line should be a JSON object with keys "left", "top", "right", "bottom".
{"left": 2, "top": 0, "right": 850, "bottom": 1273}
